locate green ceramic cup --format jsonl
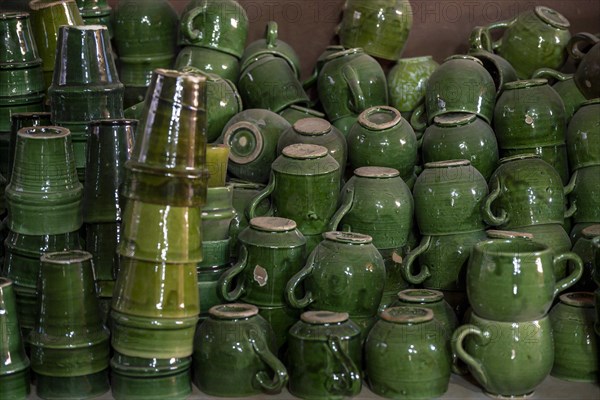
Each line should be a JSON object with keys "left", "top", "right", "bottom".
{"left": 568, "top": 165, "right": 600, "bottom": 224}
{"left": 531, "top": 68, "right": 586, "bottom": 122}
{"left": 175, "top": 46, "right": 240, "bottom": 83}
{"left": 219, "top": 217, "right": 306, "bottom": 306}
{"left": 302, "top": 45, "right": 345, "bottom": 91}
{"left": 501, "top": 144, "right": 570, "bottom": 185}
{"left": 452, "top": 313, "right": 554, "bottom": 398}
{"left": 467, "top": 236, "right": 582, "bottom": 322}
{"left": 288, "top": 311, "right": 362, "bottom": 400}
{"left": 286, "top": 232, "right": 385, "bottom": 318}
{"left": 7, "top": 112, "right": 51, "bottom": 181}
{"left": 197, "top": 266, "right": 228, "bottom": 317}
{"left": 366, "top": 306, "right": 451, "bottom": 399}
{"left": 549, "top": 292, "right": 598, "bottom": 382}
{"left": 193, "top": 303, "right": 288, "bottom": 396}
{"left": 6, "top": 126, "right": 83, "bottom": 235}
{"left": 566, "top": 98, "right": 600, "bottom": 171}
{"left": 201, "top": 185, "right": 236, "bottom": 241}
{"left": 387, "top": 56, "right": 439, "bottom": 118}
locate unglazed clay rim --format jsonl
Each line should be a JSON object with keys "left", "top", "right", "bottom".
{"left": 475, "top": 238, "right": 550, "bottom": 257}
{"left": 535, "top": 6, "right": 570, "bottom": 29}
{"left": 502, "top": 79, "right": 548, "bottom": 91}
{"left": 286, "top": 104, "right": 326, "bottom": 118}
{"left": 434, "top": 112, "right": 477, "bottom": 127}
{"left": 301, "top": 311, "right": 349, "bottom": 325}
{"left": 29, "top": 0, "right": 78, "bottom": 10}
{"left": 354, "top": 166, "right": 400, "bottom": 178}
{"left": 17, "top": 125, "right": 70, "bottom": 139}
{"left": 324, "top": 231, "right": 372, "bottom": 244}
{"left": 486, "top": 230, "right": 534, "bottom": 240}
{"left": 223, "top": 121, "right": 264, "bottom": 165}
{"left": 250, "top": 216, "right": 297, "bottom": 232}
{"left": 282, "top": 143, "right": 328, "bottom": 159}
{"left": 359, "top": 106, "right": 403, "bottom": 131}
{"left": 424, "top": 159, "right": 471, "bottom": 168}
{"left": 0, "top": 277, "right": 12, "bottom": 288}
{"left": 63, "top": 24, "right": 107, "bottom": 31}
{"left": 498, "top": 153, "right": 541, "bottom": 164}
{"left": 397, "top": 289, "right": 444, "bottom": 304}
{"left": 581, "top": 224, "right": 600, "bottom": 239}
{"left": 209, "top": 303, "right": 259, "bottom": 319}
{"left": 559, "top": 292, "right": 595, "bottom": 308}
{"left": 41, "top": 250, "right": 93, "bottom": 264}
{"left": 293, "top": 118, "right": 331, "bottom": 136}
{"left": 444, "top": 54, "right": 484, "bottom": 66}
{"left": 381, "top": 306, "right": 434, "bottom": 324}
{"left": 323, "top": 48, "right": 363, "bottom": 62}
{"left": 0, "top": 12, "right": 29, "bottom": 19}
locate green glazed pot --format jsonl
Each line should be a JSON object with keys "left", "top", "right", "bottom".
{"left": 201, "top": 185, "right": 236, "bottom": 241}
{"left": 452, "top": 313, "right": 554, "bottom": 397}
{"left": 302, "top": 45, "right": 345, "bottom": 92}
{"left": 7, "top": 112, "right": 51, "bottom": 182}
{"left": 401, "top": 230, "right": 488, "bottom": 290}
{"left": 425, "top": 55, "right": 495, "bottom": 124}
{"left": 28, "top": 0, "right": 84, "bottom": 88}
{"left": 570, "top": 34, "right": 600, "bottom": 99}
{"left": 12, "top": 285, "right": 37, "bottom": 335}
{"left": 467, "top": 236, "right": 582, "bottom": 322}
{"left": 422, "top": 113, "right": 499, "bottom": 180}
{"left": 572, "top": 224, "right": 600, "bottom": 290}
{"left": 286, "top": 232, "right": 385, "bottom": 318}
{"left": 85, "top": 222, "right": 120, "bottom": 292}
{"left": 83, "top": 119, "right": 136, "bottom": 223}
{"left": 387, "top": 56, "right": 439, "bottom": 116}
{"left": 532, "top": 68, "right": 586, "bottom": 122}
{"left": 329, "top": 166, "right": 413, "bottom": 249}
{"left": 179, "top": 0, "right": 248, "bottom": 58}
{"left": 413, "top": 160, "right": 488, "bottom": 235}
{"left": 174, "top": 46, "right": 240, "bottom": 84}
{"left": 219, "top": 217, "right": 306, "bottom": 306}
{"left": 35, "top": 370, "right": 109, "bottom": 400}
{"left": 230, "top": 180, "right": 272, "bottom": 249}
{"left": 247, "top": 144, "right": 340, "bottom": 237}
{"left": 0, "top": 95, "right": 44, "bottom": 135}
{"left": 378, "top": 247, "right": 410, "bottom": 310}
{"left": 258, "top": 305, "right": 300, "bottom": 353}
{"left": 366, "top": 306, "right": 451, "bottom": 399}
{"left": 571, "top": 222, "right": 597, "bottom": 245}
{"left": 483, "top": 154, "right": 572, "bottom": 228}
{"left": 219, "top": 109, "right": 291, "bottom": 184}
{"left": 347, "top": 106, "right": 417, "bottom": 182}
{"left": 0, "top": 278, "right": 30, "bottom": 400}
{"left": 288, "top": 311, "right": 362, "bottom": 400}
{"left": 494, "top": 79, "right": 566, "bottom": 149}
{"left": 549, "top": 292, "right": 598, "bottom": 382}
{"left": 567, "top": 98, "right": 600, "bottom": 171}
{"left": 468, "top": 52, "right": 518, "bottom": 96}
{"left": 6, "top": 126, "right": 83, "bottom": 235}
{"left": 501, "top": 143, "right": 570, "bottom": 185}
{"left": 277, "top": 118, "right": 347, "bottom": 171}
{"left": 76, "top": 0, "right": 112, "bottom": 36}
{"left": 484, "top": 6, "right": 571, "bottom": 79}
{"left": 569, "top": 165, "right": 600, "bottom": 224}
{"left": 111, "top": 352, "right": 192, "bottom": 400}
{"left": 206, "top": 143, "right": 231, "bottom": 188}
{"left": 278, "top": 105, "right": 326, "bottom": 125}
{"left": 193, "top": 303, "right": 288, "bottom": 396}
{"left": 197, "top": 266, "right": 227, "bottom": 316}
{"left": 338, "top": 0, "right": 412, "bottom": 61}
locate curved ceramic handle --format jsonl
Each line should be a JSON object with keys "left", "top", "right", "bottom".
{"left": 482, "top": 178, "right": 508, "bottom": 226}
{"left": 326, "top": 335, "right": 362, "bottom": 396}
{"left": 181, "top": 4, "right": 208, "bottom": 41}
{"left": 342, "top": 65, "right": 365, "bottom": 113}
{"left": 409, "top": 103, "right": 427, "bottom": 133}
{"left": 218, "top": 245, "right": 248, "bottom": 301}
{"left": 303, "top": 69, "right": 319, "bottom": 90}
{"left": 568, "top": 32, "right": 600, "bottom": 60}
{"left": 485, "top": 20, "right": 511, "bottom": 50}
{"left": 563, "top": 170, "right": 578, "bottom": 218}
{"left": 266, "top": 21, "right": 278, "bottom": 48}
{"left": 553, "top": 252, "right": 583, "bottom": 297}
{"left": 531, "top": 68, "right": 573, "bottom": 81}
{"left": 250, "top": 331, "right": 288, "bottom": 393}
{"left": 328, "top": 187, "right": 355, "bottom": 231}
{"left": 247, "top": 172, "right": 276, "bottom": 220}
{"left": 401, "top": 235, "right": 432, "bottom": 284}
{"left": 469, "top": 26, "right": 494, "bottom": 52}
{"left": 452, "top": 324, "right": 489, "bottom": 386}
{"left": 285, "top": 250, "right": 316, "bottom": 309}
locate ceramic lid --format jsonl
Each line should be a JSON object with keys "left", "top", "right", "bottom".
{"left": 559, "top": 292, "right": 594, "bottom": 308}
{"left": 397, "top": 289, "right": 444, "bottom": 304}
{"left": 498, "top": 153, "right": 541, "bottom": 164}
{"left": 17, "top": 126, "right": 70, "bottom": 139}
{"left": 503, "top": 79, "right": 548, "bottom": 91}
{"left": 301, "top": 311, "right": 349, "bottom": 325}
{"left": 250, "top": 216, "right": 297, "bottom": 232}
{"left": 324, "top": 231, "right": 372, "bottom": 244}
{"left": 581, "top": 224, "right": 600, "bottom": 239}
{"left": 223, "top": 121, "right": 264, "bottom": 165}
{"left": 486, "top": 230, "right": 534, "bottom": 240}
{"left": 424, "top": 159, "right": 471, "bottom": 169}
{"left": 282, "top": 143, "right": 328, "bottom": 159}
{"left": 354, "top": 166, "right": 400, "bottom": 178}
{"left": 535, "top": 6, "right": 570, "bottom": 29}
{"left": 41, "top": 250, "right": 93, "bottom": 264}
{"left": 381, "top": 306, "right": 434, "bottom": 324}
{"left": 444, "top": 54, "right": 484, "bottom": 66}
{"left": 293, "top": 118, "right": 331, "bottom": 136}
{"left": 359, "top": 106, "right": 403, "bottom": 131}
{"left": 209, "top": 303, "right": 259, "bottom": 319}
{"left": 434, "top": 113, "right": 477, "bottom": 127}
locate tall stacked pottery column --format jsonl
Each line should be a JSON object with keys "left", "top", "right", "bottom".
{"left": 110, "top": 69, "right": 208, "bottom": 400}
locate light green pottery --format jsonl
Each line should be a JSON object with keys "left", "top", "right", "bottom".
{"left": 206, "top": 144, "right": 230, "bottom": 187}
{"left": 387, "top": 56, "right": 439, "bottom": 116}
{"left": 566, "top": 98, "right": 600, "bottom": 171}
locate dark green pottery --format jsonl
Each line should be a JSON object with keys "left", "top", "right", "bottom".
{"left": 197, "top": 266, "right": 228, "bottom": 316}
{"left": 571, "top": 34, "right": 600, "bottom": 99}
{"left": 571, "top": 224, "right": 600, "bottom": 291}
{"left": 174, "top": 46, "right": 240, "bottom": 83}
{"left": 569, "top": 165, "right": 600, "bottom": 224}
{"left": 197, "top": 238, "right": 231, "bottom": 270}
{"left": 387, "top": 56, "right": 439, "bottom": 117}
{"left": 7, "top": 112, "right": 51, "bottom": 181}
{"left": 532, "top": 68, "right": 586, "bottom": 122}
{"left": 258, "top": 305, "right": 300, "bottom": 353}
{"left": 501, "top": 144, "right": 570, "bottom": 185}
{"left": 85, "top": 222, "right": 120, "bottom": 293}
{"left": 35, "top": 370, "right": 109, "bottom": 400}
{"left": 278, "top": 105, "right": 326, "bottom": 125}
{"left": 302, "top": 45, "right": 345, "bottom": 91}
{"left": 76, "top": 0, "right": 112, "bottom": 36}
{"left": 567, "top": 98, "right": 600, "bottom": 171}
{"left": 201, "top": 185, "right": 236, "bottom": 241}
{"left": 468, "top": 51, "right": 518, "bottom": 95}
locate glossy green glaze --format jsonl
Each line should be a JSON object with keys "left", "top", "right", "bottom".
{"left": 571, "top": 225, "right": 600, "bottom": 291}
{"left": 175, "top": 46, "right": 240, "bottom": 83}
{"left": 366, "top": 307, "right": 451, "bottom": 399}
{"left": 501, "top": 144, "right": 570, "bottom": 185}
{"left": 467, "top": 50, "right": 518, "bottom": 95}
{"left": 0, "top": 369, "right": 30, "bottom": 400}
{"left": 197, "top": 239, "right": 231, "bottom": 270}
{"left": 388, "top": 56, "right": 439, "bottom": 115}
{"left": 378, "top": 247, "right": 410, "bottom": 310}
{"left": 0, "top": 97, "right": 44, "bottom": 138}
{"left": 258, "top": 305, "right": 300, "bottom": 352}
{"left": 532, "top": 68, "right": 586, "bottom": 122}
{"left": 549, "top": 292, "right": 598, "bottom": 381}
{"left": 567, "top": 99, "right": 600, "bottom": 171}
{"left": 401, "top": 230, "right": 488, "bottom": 290}
{"left": 288, "top": 311, "right": 362, "bottom": 400}
{"left": 572, "top": 36, "right": 600, "bottom": 99}
{"left": 201, "top": 186, "right": 236, "bottom": 241}
{"left": 76, "top": 0, "right": 112, "bottom": 36}
{"left": 339, "top": 0, "right": 412, "bottom": 61}
{"left": 329, "top": 166, "right": 413, "bottom": 249}
{"left": 425, "top": 55, "right": 495, "bottom": 124}
{"left": 452, "top": 313, "right": 554, "bottom": 397}
{"left": 303, "top": 45, "right": 345, "bottom": 91}
{"left": 467, "top": 237, "right": 582, "bottom": 322}
{"left": 286, "top": 232, "right": 385, "bottom": 318}
{"left": 248, "top": 144, "right": 340, "bottom": 237}
{"left": 193, "top": 304, "right": 288, "bottom": 396}
{"left": 6, "top": 126, "right": 83, "bottom": 235}
{"left": 230, "top": 180, "right": 272, "bottom": 243}
{"left": 206, "top": 144, "right": 229, "bottom": 187}
{"left": 219, "top": 109, "right": 291, "bottom": 184}
{"left": 483, "top": 154, "right": 569, "bottom": 228}
{"left": 278, "top": 105, "right": 326, "bottom": 125}
{"left": 197, "top": 266, "right": 227, "bottom": 316}
{"left": 569, "top": 165, "right": 600, "bottom": 223}
{"left": 12, "top": 284, "right": 37, "bottom": 336}
{"left": 85, "top": 223, "right": 119, "bottom": 291}
{"left": 422, "top": 113, "right": 499, "bottom": 180}
{"left": 347, "top": 106, "right": 417, "bottom": 182}
{"left": 7, "top": 112, "right": 51, "bottom": 181}
{"left": 219, "top": 217, "right": 306, "bottom": 306}
{"left": 179, "top": 0, "right": 248, "bottom": 58}
{"left": 571, "top": 222, "right": 596, "bottom": 245}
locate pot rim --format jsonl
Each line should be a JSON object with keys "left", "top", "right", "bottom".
{"left": 301, "top": 311, "right": 349, "bottom": 325}
{"left": 381, "top": 306, "right": 434, "bottom": 324}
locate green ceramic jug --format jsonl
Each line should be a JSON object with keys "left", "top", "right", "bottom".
{"left": 532, "top": 68, "right": 586, "bottom": 122}
{"left": 567, "top": 98, "right": 600, "bottom": 171}
{"left": 387, "top": 56, "right": 439, "bottom": 119}
{"left": 7, "top": 111, "right": 51, "bottom": 181}
{"left": 287, "top": 311, "right": 362, "bottom": 400}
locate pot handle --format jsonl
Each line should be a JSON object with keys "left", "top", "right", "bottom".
{"left": 218, "top": 245, "right": 248, "bottom": 301}
{"left": 250, "top": 331, "right": 288, "bottom": 393}
{"left": 326, "top": 335, "right": 362, "bottom": 396}
{"left": 452, "top": 324, "right": 489, "bottom": 387}
{"left": 469, "top": 26, "right": 494, "bottom": 52}
{"left": 303, "top": 68, "right": 319, "bottom": 90}
{"left": 482, "top": 178, "right": 508, "bottom": 226}
{"left": 485, "top": 19, "right": 512, "bottom": 50}
{"left": 328, "top": 187, "right": 355, "bottom": 231}
{"left": 342, "top": 65, "right": 366, "bottom": 113}
{"left": 563, "top": 170, "right": 578, "bottom": 218}
{"left": 553, "top": 252, "right": 583, "bottom": 297}
{"left": 409, "top": 103, "right": 427, "bottom": 133}
{"left": 285, "top": 250, "right": 316, "bottom": 309}
{"left": 401, "top": 235, "right": 432, "bottom": 284}
{"left": 568, "top": 32, "right": 600, "bottom": 61}
{"left": 531, "top": 68, "right": 573, "bottom": 81}
{"left": 247, "top": 172, "right": 276, "bottom": 220}
{"left": 266, "top": 21, "right": 278, "bottom": 48}
{"left": 181, "top": 4, "right": 208, "bottom": 41}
